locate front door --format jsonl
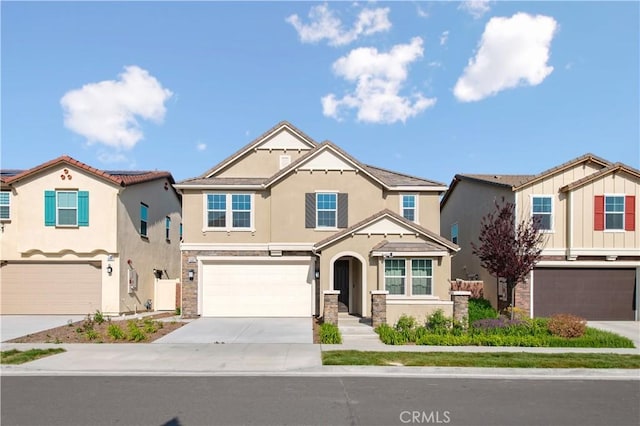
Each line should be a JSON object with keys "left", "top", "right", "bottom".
{"left": 334, "top": 259, "right": 350, "bottom": 312}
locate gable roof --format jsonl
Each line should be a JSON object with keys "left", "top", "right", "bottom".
{"left": 263, "top": 141, "right": 447, "bottom": 191}
{"left": 200, "top": 121, "right": 318, "bottom": 179}
{"left": 314, "top": 208, "right": 459, "bottom": 252}
{"left": 512, "top": 152, "right": 611, "bottom": 190}
{"left": 3, "top": 155, "right": 174, "bottom": 187}
{"left": 559, "top": 162, "right": 640, "bottom": 192}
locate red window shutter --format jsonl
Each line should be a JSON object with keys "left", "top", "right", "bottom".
{"left": 625, "top": 195, "right": 635, "bottom": 231}
{"left": 594, "top": 195, "right": 605, "bottom": 231}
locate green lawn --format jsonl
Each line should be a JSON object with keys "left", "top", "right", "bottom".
{"left": 322, "top": 350, "right": 640, "bottom": 368}
{"left": 0, "top": 348, "right": 66, "bottom": 365}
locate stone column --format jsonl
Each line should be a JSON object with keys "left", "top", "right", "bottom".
{"left": 181, "top": 252, "right": 199, "bottom": 318}
{"left": 450, "top": 290, "right": 472, "bottom": 329}
{"left": 370, "top": 290, "right": 389, "bottom": 328}
{"left": 323, "top": 290, "right": 340, "bottom": 325}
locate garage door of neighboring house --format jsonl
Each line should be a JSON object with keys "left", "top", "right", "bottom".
{"left": 0, "top": 262, "right": 102, "bottom": 315}
{"left": 201, "top": 259, "right": 312, "bottom": 317}
{"left": 533, "top": 268, "right": 636, "bottom": 320}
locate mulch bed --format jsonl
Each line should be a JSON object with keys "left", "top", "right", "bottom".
{"left": 6, "top": 313, "right": 186, "bottom": 344}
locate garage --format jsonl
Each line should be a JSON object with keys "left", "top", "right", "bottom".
{"left": 201, "top": 258, "right": 313, "bottom": 317}
{"left": 533, "top": 268, "right": 637, "bottom": 320}
{"left": 0, "top": 262, "right": 102, "bottom": 314}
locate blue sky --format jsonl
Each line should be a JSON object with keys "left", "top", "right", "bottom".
{"left": 2, "top": 1, "right": 638, "bottom": 185}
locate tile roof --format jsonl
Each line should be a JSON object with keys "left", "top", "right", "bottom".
{"left": 559, "top": 162, "right": 640, "bottom": 192}
{"left": 200, "top": 121, "right": 318, "bottom": 179}
{"left": 314, "top": 208, "right": 459, "bottom": 252}
{"left": 3, "top": 155, "right": 174, "bottom": 187}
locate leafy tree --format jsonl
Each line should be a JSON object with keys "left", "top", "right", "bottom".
{"left": 471, "top": 198, "right": 544, "bottom": 318}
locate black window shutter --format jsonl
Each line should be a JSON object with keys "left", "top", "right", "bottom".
{"left": 338, "top": 193, "right": 348, "bottom": 228}
{"left": 305, "top": 193, "right": 315, "bottom": 228}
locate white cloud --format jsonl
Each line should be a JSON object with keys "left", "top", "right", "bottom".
{"left": 286, "top": 3, "right": 391, "bottom": 46}
{"left": 322, "top": 37, "right": 436, "bottom": 124}
{"left": 440, "top": 30, "right": 449, "bottom": 46}
{"left": 416, "top": 5, "right": 429, "bottom": 18}
{"left": 454, "top": 13, "right": 557, "bottom": 102}
{"left": 61, "top": 65, "right": 173, "bottom": 150}
{"left": 459, "top": 1, "right": 491, "bottom": 19}
{"left": 196, "top": 142, "right": 207, "bottom": 151}
{"left": 97, "top": 151, "right": 129, "bottom": 164}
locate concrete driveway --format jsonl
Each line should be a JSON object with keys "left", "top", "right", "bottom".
{"left": 153, "top": 317, "right": 313, "bottom": 344}
{"left": 587, "top": 321, "right": 640, "bottom": 348}
{"left": 0, "top": 315, "right": 86, "bottom": 342}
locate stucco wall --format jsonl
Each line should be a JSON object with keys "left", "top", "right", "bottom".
{"left": 386, "top": 302, "right": 454, "bottom": 326}
{"left": 217, "top": 149, "right": 310, "bottom": 178}
{"left": 383, "top": 192, "right": 441, "bottom": 233}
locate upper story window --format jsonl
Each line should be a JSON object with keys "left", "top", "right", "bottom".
{"left": 532, "top": 196, "right": 553, "bottom": 231}
{"left": 316, "top": 193, "right": 337, "bottom": 228}
{"left": 0, "top": 191, "right": 10, "bottom": 220}
{"left": 450, "top": 223, "right": 458, "bottom": 244}
{"left": 384, "top": 258, "right": 433, "bottom": 296}
{"left": 595, "top": 195, "right": 635, "bottom": 232}
{"left": 140, "top": 203, "right": 149, "bottom": 237}
{"left": 206, "top": 193, "right": 253, "bottom": 230}
{"left": 44, "top": 190, "right": 89, "bottom": 227}
{"left": 401, "top": 194, "right": 417, "bottom": 222}
{"left": 165, "top": 216, "right": 171, "bottom": 240}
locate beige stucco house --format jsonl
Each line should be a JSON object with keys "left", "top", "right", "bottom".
{"left": 175, "top": 121, "right": 459, "bottom": 324}
{"left": 0, "top": 156, "right": 182, "bottom": 315}
{"left": 440, "top": 153, "right": 639, "bottom": 321}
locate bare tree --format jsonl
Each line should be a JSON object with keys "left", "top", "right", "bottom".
{"left": 471, "top": 198, "right": 545, "bottom": 318}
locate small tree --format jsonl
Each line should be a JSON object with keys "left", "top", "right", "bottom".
{"left": 471, "top": 198, "right": 544, "bottom": 318}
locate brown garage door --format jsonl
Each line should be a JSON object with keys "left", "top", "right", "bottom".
{"left": 534, "top": 268, "right": 636, "bottom": 320}
{"left": 0, "top": 262, "right": 102, "bottom": 314}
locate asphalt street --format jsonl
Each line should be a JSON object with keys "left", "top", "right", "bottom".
{"left": 2, "top": 376, "right": 639, "bottom": 426}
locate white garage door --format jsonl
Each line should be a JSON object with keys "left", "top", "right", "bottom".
{"left": 1, "top": 262, "right": 102, "bottom": 314}
{"left": 202, "top": 259, "right": 312, "bottom": 317}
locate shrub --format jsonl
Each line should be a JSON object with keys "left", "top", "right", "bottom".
{"left": 319, "top": 323, "right": 342, "bottom": 344}
{"left": 107, "top": 324, "right": 126, "bottom": 341}
{"left": 376, "top": 324, "right": 407, "bottom": 345}
{"left": 505, "top": 306, "right": 528, "bottom": 321}
{"left": 175, "top": 307, "right": 181, "bottom": 316}
{"left": 127, "top": 321, "right": 147, "bottom": 342}
{"left": 143, "top": 319, "right": 159, "bottom": 334}
{"left": 471, "top": 317, "right": 526, "bottom": 331}
{"left": 425, "top": 310, "right": 452, "bottom": 334}
{"left": 395, "top": 315, "right": 417, "bottom": 332}
{"left": 468, "top": 298, "right": 499, "bottom": 324}
{"left": 85, "top": 329, "right": 99, "bottom": 341}
{"left": 93, "top": 310, "right": 106, "bottom": 325}
{"left": 547, "top": 314, "right": 586, "bottom": 338}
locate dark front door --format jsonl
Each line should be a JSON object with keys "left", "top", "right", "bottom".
{"left": 334, "top": 259, "right": 350, "bottom": 312}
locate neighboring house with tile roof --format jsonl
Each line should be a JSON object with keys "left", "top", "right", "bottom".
{"left": 175, "top": 121, "right": 458, "bottom": 324}
{"left": 0, "top": 156, "right": 182, "bottom": 315}
{"left": 440, "top": 154, "right": 639, "bottom": 321}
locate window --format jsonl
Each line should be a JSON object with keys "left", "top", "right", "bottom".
{"left": 532, "top": 196, "right": 552, "bottom": 231}
{"left": 384, "top": 259, "right": 406, "bottom": 295}
{"left": 140, "top": 203, "right": 148, "bottom": 237}
{"left": 0, "top": 191, "right": 10, "bottom": 220}
{"left": 451, "top": 223, "right": 458, "bottom": 244}
{"left": 401, "top": 195, "right": 417, "bottom": 222}
{"left": 44, "top": 190, "right": 88, "bottom": 227}
{"left": 206, "top": 193, "right": 253, "bottom": 230}
{"left": 605, "top": 196, "right": 625, "bottom": 230}
{"left": 411, "top": 259, "right": 433, "bottom": 295}
{"left": 385, "top": 258, "right": 433, "bottom": 296}
{"left": 316, "top": 193, "right": 337, "bottom": 228}
{"left": 165, "top": 216, "right": 171, "bottom": 240}
{"left": 180, "top": 223, "right": 183, "bottom": 240}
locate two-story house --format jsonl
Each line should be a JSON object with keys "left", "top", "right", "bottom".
{"left": 440, "top": 154, "right": 639, "bottom": 321}
{"left": 0, "top": 156, "right": 182, "bottom": 315}
{"left": 175, "top": 122, "right": 459, "bottom": 324}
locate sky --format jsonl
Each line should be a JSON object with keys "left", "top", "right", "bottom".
{"left": 2, "top": 1, "right": 639, "bottom": 186}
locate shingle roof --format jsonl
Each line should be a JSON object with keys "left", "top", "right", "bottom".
{"left": 176, "top": 177, "right": 266, "bottom": 187}
{"left": 314, "top": 208, "right": 459, "bottom": 252}
{"left": 365, "top": 165, "right": 447, "bottom": 187}
{"left": 512, "top": 152, "right": 611, "bottom": 190}
{"left": 371, "top": 240, "right": 449, "bottom": 253}
{"left": 559, "top": 162, "right": 640, "bottom": 192}
{"left": 200, "top": 121, "right": 318, "bottom": 179}
{"left": 456, "top": 174, "right": 535, "bottom": 188}
{"left": 4, "top": 155, "right": 174, "bottom": 187}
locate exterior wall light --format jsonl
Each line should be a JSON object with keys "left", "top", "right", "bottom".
{"left": 106, "top": 265, "right": 113, "bottom": 276}
{"left": 188, "top": 269, "right": 194, "bottom": 281}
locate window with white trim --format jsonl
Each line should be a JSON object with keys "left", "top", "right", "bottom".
{"left": 140, "top": 203, "right": 148, "bottom": 237}
{"left": 605, "top": 195, "right": 625, "bottom": 230}
{"left": 165, "top": 216, "right": 171, "bottom": 240}
{"left": 401, "top": 194, "right": 417, "bottom": 222}
{"left": 316, "top": 193, "right": 337, "bottom": 228}
{"left": 0, "top": 191, "right": 10, "bottom": 220}
{"left": 532, "top": 196, "right": 552, "bottom": 231}
{"left": 58, "top": 191, "right": 78, "bottom": 226}
{"left": 384, "top": 258, "right": 434, "bottom": 296}
{"left": 206, "top": 193, "right": 253, "bottom": 230}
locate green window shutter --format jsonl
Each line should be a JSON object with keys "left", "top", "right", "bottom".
{"left": 78, "top": 191, "right": 89, "bottom": 226}
{"left": 44, "top": 190, "right": 56, "bottom": 226}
